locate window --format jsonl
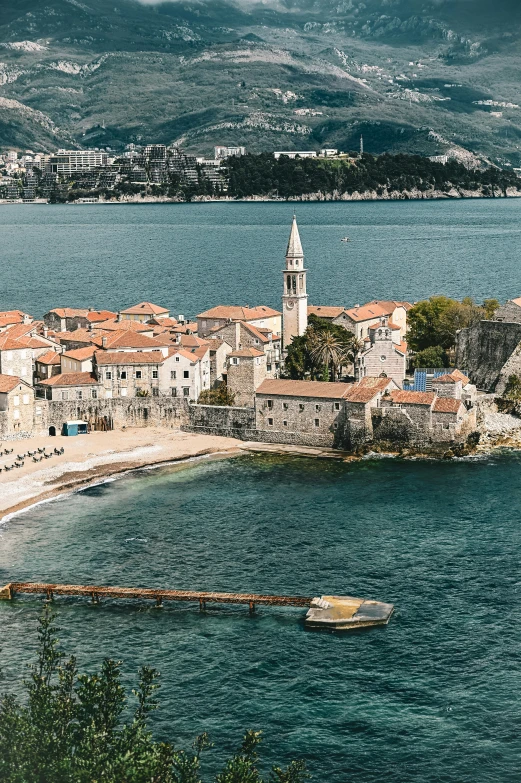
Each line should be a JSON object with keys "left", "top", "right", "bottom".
{"left": 380, "top": 355, "right": 387, "bottom": 362}
{"left": 333, "top": 423, "right": 338, "bottom": 430}
{"left": 315, "top": 404, "right": 321, "bottom": 412}
{"left": 121, "top": 388, "right": 127, "bottom": 397}
{"left": 152, "top": 370, "right": 158, "bottom": 379}
{"left": 183, "top": 387, "right": 190, "bottom": 397}
{"left": 120, "top": 371, "right": 127, "bottom": 380}
{"left": 314, "top": 418, "right": 320, "bottom": 427}
{"left": 106, "top": 371, "right": 112, "bottom": 380}
{"left": 171, "top": 387, "right": 177, "bottom": 397}
{"left": 13, "top": 395, "right": 19, "bottom": 406}
{"left": 283, "top": 420, "right": 288, "bottom": 427}
{"left": 91, "top": 389, "right": 97, "bottom": 399}
{"left": 135, "top": 370, "right": 142, "bottom": 379}
{"left": 36, "top": 406, "right": 42, "bottom": 416}
{"left": 267, "top": 364, "right": 272, "bottom": 372}
{"left": 175, "top": 356, "right": 180, "bottom": 362}
{"left": 268, "top": 417, "right": 273, "bottom": 426}
{"left": 13, "top": 409, "right": 20, "bottom": 420}
{"left": 77, "top": 390, "right": 83, "bottom": 400}
{"left": 283, "top": 402, "right": 288, "bottom": 410}
{"left": 267, "top": 399, "right": 273, "bottom": 409}
{"left": 171, "top": 370, "right": 177, "bottom": 380}
{"left": 152, "top": 387, "right": 159, "bottom": 396}
{"left": 61, "top": 391, "right": 68, "bottom": 400}
{"left": 231, "top": 357, "right": 238, "bottom": 365}
{"left": 183, "top": 370, "right": 189, "bottom": 379}
{"left": 334, "top": 402, "right": 340, "bottom": 411}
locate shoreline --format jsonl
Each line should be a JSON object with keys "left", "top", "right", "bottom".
{"left": 2, "top": 191, "right": 521, "bottom": 207}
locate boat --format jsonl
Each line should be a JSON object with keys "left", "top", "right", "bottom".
{"left": 341, "top": 236, "right": 350, "bottom": 242}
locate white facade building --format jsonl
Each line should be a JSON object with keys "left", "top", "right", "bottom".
{"left": 282, "top": 216, "right": 308, "bottom": 350}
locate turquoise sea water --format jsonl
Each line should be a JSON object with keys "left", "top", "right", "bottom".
{"left": 1, "top": 199, "right": 521, "bottom": 316}
{"left": 1, "top": 453, "right": 521, "bottom": 783}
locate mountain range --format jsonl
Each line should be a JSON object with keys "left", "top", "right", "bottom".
{"left": 1, "top": 0, "right": 520, "bottom": 165}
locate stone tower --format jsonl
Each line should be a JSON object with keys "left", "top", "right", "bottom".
{"left": 282, "top": 215, "right": 308, "bottom": 350}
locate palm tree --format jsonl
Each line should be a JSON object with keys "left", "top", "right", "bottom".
{"left": 307, "top": 328, "right": 349, "bottom": 381}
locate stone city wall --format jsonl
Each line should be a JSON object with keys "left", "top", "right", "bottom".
{"left": 455, "top": 320, "right": 521, "bottom": 392}
{"left": 42, "top": 397, "right": 189, "bottom": 433}
{"left": 186, "top": 404, "right": 255, "bottom": 438}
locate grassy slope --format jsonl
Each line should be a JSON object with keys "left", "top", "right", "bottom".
{"left": 0, "top": 0, "right": 520, "bottom": 164}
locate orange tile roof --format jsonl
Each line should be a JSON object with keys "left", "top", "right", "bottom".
{"left": 394, "top": 340, "right": 407, "bottom": 356}
{"left": 344, "top": 303, "right": 390, "bottom": 322}
{"left": 48, "top": 308, "right": 89, "bottom": 318}
{"left": 229, "top": 347, "right": 265, "bottom": 358}
{"left": 256, "top": 379, "right": 350, "bottom": 399}
{"left": 86, "top": 310, "right": 117, "bottom": 323}
{"left": 148, "top": 317, "right": 179, "bottom": 327}
{"left": 433, "top": 397, "right": 464, "bottom": 414}
{"left": 92, "top": 319, "right": 153, "bottom": 333}
{"left": 345, "top": 377, "right": 394, "bottom": 403}
{"left": 37, "top": 350, "right": 62, "bottom": 365}
{"left": 62, "top": 346, "right": 96, "bottom": 361}
{"left": 168, "top": 348, "right": 203, "bottom": 362}
{"left": 510, "top": 297, "right": 521, "bottom": 307}
{"left": 0, "top": 333, "right": 44, "bottom": 351}
{"left": 0, "top": 374, "right": 24, "bottom": 393}
{"left": 39, "top": 372, "right": 99, "bottom": 387}
{"left": 389, "top": 390, "right": 436, "bottom": 406}
{"left": 57, "top": 329, "right": 96, "bottom": 345}
{"left": 433, "top": 370, "right": 470, "bottom": 385}
{"left": 307, "top": 305, "right": 347, "bottom": 319}
{"left": 0, "top": 310, "right": 30, "bottom": 321}
{"left": 95, "top": 351, "right": 165, "bottom": 366}
{"left": 449, "top": 369, "right": 470, "bottom": 385}
{"left": 120, "top": 301, "right": 169, "bottom": 316}
{"left": 197, "top": 305, "right": 281, "bottom": 320}
{"left": 4, "top": 322, "right": 43, "bottom": 339}
{"left": 170, "top": 322, "right": 198, "bottom": 334}
{"left": 96, "top": 331, "right": 170, "bottom": 350}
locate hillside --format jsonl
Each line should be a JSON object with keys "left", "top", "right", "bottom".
{"left": 1, "top": 0, "right": 520, "bottom": 166}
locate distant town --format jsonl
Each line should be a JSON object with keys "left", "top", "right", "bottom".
{"left": 2, "top": 142, "right": 520, "bottom": 204}
{"left": 1, "top": 216, "right": 520, "bottom": 457}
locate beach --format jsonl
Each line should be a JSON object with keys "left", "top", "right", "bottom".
{"left": 0, "top": 428, "right": 247, "bottom": 521}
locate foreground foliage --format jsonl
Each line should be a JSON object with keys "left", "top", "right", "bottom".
{"left": 0, "top": 607, "right": 308, "bottom": 783}
{"left": 198, "top": 385, "right": 236, "bottom": 406}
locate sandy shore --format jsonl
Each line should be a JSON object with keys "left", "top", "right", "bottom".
{"left": 0, "top": 428, "right": 248, "bottom": 521}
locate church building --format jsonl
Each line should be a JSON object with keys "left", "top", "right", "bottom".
{"left": 282, "top": 216, "right": 308, "bottom": 350}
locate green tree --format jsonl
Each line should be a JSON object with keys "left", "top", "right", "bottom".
{"left": 284, "top": 316, "right": 359, "bottom": 380}
{"left": 307, "top": 328, "right": 348, "bottom": 381}
{"left": 198, "top": 385, "right": 236, "bottom": 406}
{"left": 0, "top": 607, "right": 309, "bottom": 783}
{"left": 407, "top": 296, "right": 489, "bottom": 352}
{"left": 410, "top": 345, "right": 448, "bottom": 370}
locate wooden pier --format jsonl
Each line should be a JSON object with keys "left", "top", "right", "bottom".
{"left": 0, "top": 582, "right": 394, "bottom": 630}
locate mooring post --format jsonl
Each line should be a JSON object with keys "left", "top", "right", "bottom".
{"left": 249, "top": 601, "right": 255, "bottom": 615}
{"left": 91, "top": 592, "right": 99, "bottom": 605}
{"left": 45, "top": 589, "right": 53, "bottom": 602}
{"left": 156, "top": 596, "right": 163, "bottom": 608}
{"left": 199, "top": 598, "right": 206, "bottom": 612}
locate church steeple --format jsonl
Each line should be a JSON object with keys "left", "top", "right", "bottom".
{"left": 286, "top": 214, "right": 303, "bottom": 259}
{"left": 282, "top": 215, "right": 308, "bottom": 350}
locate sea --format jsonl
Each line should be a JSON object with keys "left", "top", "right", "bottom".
{"left": 1, "top": 198, "right": 521, "bottom": 316}
{"left": 1, "top": 199, "right": 521, "bottom": 782}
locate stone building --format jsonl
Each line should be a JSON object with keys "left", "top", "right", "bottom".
{"left": 0, "top": 333, "right": 50, "bottom": 386}
{"left": 355, "top": 317, "right": 407, "bottom": 385}
{"left": 255, "top": 379, "right": 351, "bottom": 445}
{"left": 227, "top": 348, "right": 267, "bottom": 407}
{"left": 308, "top": 300, "right": 411, "bottom": 342}
{"left": 197, "top": 305, "right": 281, "bottom": 339}
{"left": 282, "top": 216, "right": 308, "bottom": 350}
{"left": 94, "top": 351, "right": 165, "bottom": 399}
{"left": 43, "top": 308, "right": 116, "bottom": 332}
{"left": 375, "top": 389, "right": 475, "bottom": 445}
{"left": 493, "top": 297, "right": 521, "bottom": 324}
{"left": 37, "top": 372, "right": 100, "bottom": 401}
{"left": 0, "top": 374, "right": 35, "bottom": 438}
{"left": 35, "top": 350, "right": 62, "bottom": 382}
{"left": 206, "top": 337, "right": 233, "bottom": 386}
{"left": 207, "top": 320, "right": 281, "bottom": 378}
{"left": 119, "top": 301, "right": 170, "bottom": 322}
{"left": 431, "top": 369, "right": 477, "bottom": 407}
{"left": 343, "top": 376, "right": 399, "bottom": 448}
{"left": 61, "top": 346, "right": 96, "bottom": 374}
{"left": 166, "top": 347, "right": 210, "bottom": 400}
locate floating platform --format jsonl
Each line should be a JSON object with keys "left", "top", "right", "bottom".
{"left": 304, "top": 595, "right": 394, "bottom": 631}
{"left": 0, "top": 583, "right": 394, "bottom": 631}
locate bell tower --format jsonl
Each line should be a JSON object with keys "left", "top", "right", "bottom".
{"left": 282, "top": 215, "right": 308, "bottom": 350}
